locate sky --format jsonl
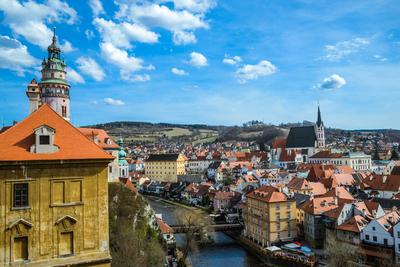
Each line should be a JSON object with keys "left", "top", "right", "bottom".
{"left": 0, "top": 0, "right": 399, "bottom": 129}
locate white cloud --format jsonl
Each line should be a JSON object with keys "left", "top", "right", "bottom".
{"left": 94, "top": 18, "right": 159, "bottom": 49}
{"left": 104, "top": 97, "right": 125, "bottom": 106}
{"left": 76, "top": 57, "right": 105, "bottom": 82}
{"left": 374, "top": 54, "right": 388, "bottom": 62}
{"left": 236, "top": 60, "right": 277, "bottom": 84}
{"left": 0, "top": 35, "right": 36, "bottom": 76}
{"left": 187, "top": 52, "right": 208, "bottom": 67}
{"left": 85, "top": 29, "right": 95, "bottom": 40}
{"left": 0, "top": 0, "right": 77, "bottom": 49}
{"left": 100, "top": 42, "right": 152, "bottom": 81}
{"left": 130, "top": 74, "right": 151, "bottom": 82}
{"left": 169, "top": 0, "right": 216, "bottom": 13}
{"left": 89, "top": 0, "right": 105, "bottom": 17}
{"left": 171, "top": 67, "right": 187, "bottom": 75}
{"left": 115, "top": 2, "right": 209, "bottom": 31}
{"left": 316, "top": 74, "right": 346, "bottom": 91}
{"left": 322, "top": 38, "right": 370, "bottom": 61}
{"left": 173, "top": 31, "right": 196, "bottom": 45}
{"left": 60, "top": 40, "right": 75, "bottom": 53}
{"left": 223, "top": 55, "right": 242, "bottom": 65}
{"left": 68, "top": 68, "right": 85, "bottom": 84}
{"left": 113, "top": 1, "right": 215, "bottom": 45}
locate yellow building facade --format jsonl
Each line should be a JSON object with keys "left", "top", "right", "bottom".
{"left": 0, "top": 105, "right": 113, "bottom": 266}
{"left": 145, "top": 154, "right": 186, "bottom": 182}
{"left": 243, "top": 186, "right": 297, "bottom": 247}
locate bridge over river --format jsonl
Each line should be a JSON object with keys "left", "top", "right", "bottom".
{"left": 170, "top": 223, "right": 243, "bottom": 233}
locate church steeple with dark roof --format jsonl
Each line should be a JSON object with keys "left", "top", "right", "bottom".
{"left": 316, "top": 105, "right": 323, "bottom": 127}
{"left": 315, "top": 105, "right": 325, "bottom": 148}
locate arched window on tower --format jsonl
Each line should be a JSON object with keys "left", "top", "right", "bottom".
{"left": 62, "top": 106, "right": 67, "bottom": 117}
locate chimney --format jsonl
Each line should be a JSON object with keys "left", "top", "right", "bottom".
{"left": 383, "top": 176, "right": 387, "bottom": 183}
{"left": 334, "top": 196, "right": 338, "bottom": 205}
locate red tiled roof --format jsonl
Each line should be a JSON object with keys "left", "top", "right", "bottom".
{"left": 156, "top": 218, "right": 173, "bottom": 234}
{"left": 279, "top": 149, "right": 299, "bottom": 162}
{"left": 300, "top": 197, "right": 338, "bottom": 215}
{"left": 214, "top": 191, "right": 238, "bottom": 200}
{"left": 78, "top": 128, "right": 119, "bottom": 149}
{"left": 309, "top": 150, "right": 343, "bottom": 159}
{"left": 318, "top": 187, "right": 354, "bottom": 200}
{"left": 271, "top": 137, "right": 286, "bottom": 149}
{"left": 247, "top": 185, "right": 288, "bottom": 203}
{"left": 336, "top": 215, "right": 369, "bottom": 233}
{"left": 307, "top": 164, "right": 334, "bottom": 181}
{"left": 287, "top": 177, "right": 310, "bottom": 190}
{"left": 332, "top": 173, "right": 356, "bottom": 186}
{"left": 0, "top": 105, "right": 114, "bottom": 162}
{"left": 361, "top": 174, "right": 400, "bottom": 192}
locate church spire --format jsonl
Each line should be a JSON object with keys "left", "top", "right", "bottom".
{"left": 316, "top": 105, "right": 323, "bottom": 127}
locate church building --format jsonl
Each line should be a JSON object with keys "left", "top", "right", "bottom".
{"left": 271, "top": 106, "right": 326, "bottom": 167}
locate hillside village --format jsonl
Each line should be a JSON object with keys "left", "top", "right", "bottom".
{"left": 102, "top": 104, "right": 400, "bottom": 266}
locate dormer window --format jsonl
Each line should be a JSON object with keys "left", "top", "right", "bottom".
{"left": 30, "top": 125, "right": 59, "bottom": 154}
{"left": 39, "top": 135, "right": 50, "bottom": 145}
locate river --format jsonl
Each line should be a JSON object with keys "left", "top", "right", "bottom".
{"left": 146, "top": 196, "right": 269, "bottom": 267}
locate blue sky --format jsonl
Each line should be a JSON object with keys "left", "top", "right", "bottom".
{"left": 0, "top": 0, "right": 399, "bottom": 129}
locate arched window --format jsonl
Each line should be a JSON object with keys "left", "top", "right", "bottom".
{"left": 62, "top": 106, "right": 67, "bottom": 117}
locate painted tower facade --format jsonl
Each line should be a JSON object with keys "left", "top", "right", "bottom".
{"left": 118, "top": 138, "right": 129, "bottom": 179}
{"left": 26, "top": 29, "right": 71, "bottom": 121}
{"left": 315, "top": 105, "right": 325, "bottom": 148}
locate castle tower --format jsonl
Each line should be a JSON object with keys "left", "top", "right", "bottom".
{"left": 26, "top": 79, "right": 41, "bottom": 114}
{"left": 38, "top": 28, "right": 71, "bottom": 121}
{"left": 315, "top": 105, "right": 325, "bottom": 148}
{"left": 118, "top": 138, "right": 129, "bottom": 178}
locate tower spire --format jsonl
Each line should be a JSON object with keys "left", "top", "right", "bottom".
{"left": 38, "top": 29, "right": 70, "bottom": 121}
{"left": 316, "top": 105, "right": 323, "bottom": 127}
{"left": 52, "top": 27, "right": 57, "bottom": 45}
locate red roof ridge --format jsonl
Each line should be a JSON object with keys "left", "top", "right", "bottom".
{"left": 0, "top": 104, "right": 114, "bottom": 162}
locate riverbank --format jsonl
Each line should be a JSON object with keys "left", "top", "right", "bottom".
{"left": 226, "top": 233, "right": 316, "bottom": 267}
{"left": 145, "top": 195, "right": 317, "bottom": 267}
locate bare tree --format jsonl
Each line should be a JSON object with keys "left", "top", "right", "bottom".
{"left": 174, "top": 209, "right": 212, "bottom": 265}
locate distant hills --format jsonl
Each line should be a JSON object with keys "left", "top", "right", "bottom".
{"left": 85, "top": 121, "right": 400, "bottom": 146}
{"left": 85, "top": 121, "right": 286, "bottom": 145}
